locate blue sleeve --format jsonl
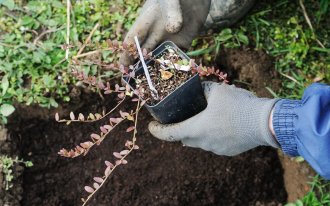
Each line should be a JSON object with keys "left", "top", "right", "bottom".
{"left": 273, "top": 83, "right": 330, "bottom": 179}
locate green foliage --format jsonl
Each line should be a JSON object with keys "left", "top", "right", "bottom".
{"left": 243, "top": 0, "right": 330, "bottom": 98}
{"left": 189, "top": 0, "right": 329, "bottom": 99}
{"left": 0, "top": 0, "right": 141, "bottom": 124}
{"left": 0, "top": 155, "right": 33, "bottom": 190}
{"left": 187, "top": 28, "right": 249, "bottom": 58}
{"left": 285, "top": 175, "right": 330, "bottom": 206}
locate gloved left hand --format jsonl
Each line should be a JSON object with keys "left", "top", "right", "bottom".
{"left": 119, "top": 0, "right": 211, "bottom": 66}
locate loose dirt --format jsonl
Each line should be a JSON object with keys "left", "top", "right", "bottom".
{"left": 0, "top": 48, "right": 300, "bottom": 206}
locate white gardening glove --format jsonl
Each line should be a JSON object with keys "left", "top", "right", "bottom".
{"left": 119, "top": 0, "right": 256, "bottom": 66}
{"left": 119, "top": 0, "right": 211, "bottom": 65}
{"left": 148, "top": 82, "right": 279, "bottom": 156}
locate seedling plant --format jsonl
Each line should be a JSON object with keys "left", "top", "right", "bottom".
{"left": 56, "top": 35, "right": 227, "bottom": 205}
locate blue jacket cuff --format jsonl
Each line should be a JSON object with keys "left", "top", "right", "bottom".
{"left": 273, "top": 99, "right": 301, "bottom": 156}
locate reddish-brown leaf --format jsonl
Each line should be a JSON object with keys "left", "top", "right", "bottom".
{"left": 120, "top": 150, "right": 129, "bottom": 155}
{"left": 119, "top": 110, "right": 129, "bottom": 118}
{"left": 84, "top": 186, "right": 94, "bottom": 193}
{"left": 110, "top": 117, "right": 123, "bottom": 124}
{"left": 126, "top": 126, "right": 135, "bottom": 132}
{"left": 105, "top": 161, "right": 114, "bottom": 168}
{"left": 90, "top": 133, "right": 101, "bottom": 140}
{"left": 93, "top": 177, "right": 103, "bottom": 183}
{"left": 104, "top": 166, "right": 111, "bottom": 176}
{"left": 115, "top": 160, "right": 122, "bottom": 165}
{"left": 75, "top": 146, "right": 85, "bottom": 153}
{"left": 103, "top": 125, "right": 113, "bottom": 131}
{"left": 100, "top": 126, "right": 108, "bottom": 134}
{"left": 113, "top": 152, "right": 122, "bottom": 159}
{"left": 93, "top": 183, "right": 100, "bottom": 189}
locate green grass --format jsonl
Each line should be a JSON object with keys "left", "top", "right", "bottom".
{"left": 286, "top": 175, "right": 330, "bottom": 206}
{"left": 190, "top": 0, "right": 329, "bottom": 99}
{"left": 0, "top": 0, "right": 141, "bottom": 123}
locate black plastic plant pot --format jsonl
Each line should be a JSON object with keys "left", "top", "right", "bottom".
{"left": 123, "top": 41, "right": 207, "bottom": 124}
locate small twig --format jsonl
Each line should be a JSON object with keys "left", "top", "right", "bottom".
{"left": 299, "top": 0, "right": 325, "bottom": 49}
{"left": 33, "top": 27, "right": 64, "bottom": 45}
{"left": 81, "top": 100, "right": 141, "bottom": 206}
{"left": 76, "top": 23, "right": 100, "bottom": 57}
{"left": 74, "top": 49, "right": 111, "bottom": 59}
{"left": 52, "top": 58, "right": 67, "bottom": 69}
{"left": 58, "top": 97, "right": 126, "bottom": 123}
{"left": 66, "top": 0, "right": 71, "bottom": 60}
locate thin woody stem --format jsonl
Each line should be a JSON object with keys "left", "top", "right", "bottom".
{"left": 82, "top": 99, "right": 141, "bottom": 206}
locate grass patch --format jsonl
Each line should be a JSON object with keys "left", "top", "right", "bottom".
{"left": 0, "top": 0, "right": 141, "bottom": 123}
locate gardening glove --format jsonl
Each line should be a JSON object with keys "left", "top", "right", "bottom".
{"left": 148, "top": 82, "right": 279, "bottom": 156}
{"left": 119, "top": 0, "right": 255, "bottom": 66}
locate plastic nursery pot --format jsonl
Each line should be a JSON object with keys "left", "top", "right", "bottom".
{"left": 123, "top": 41, "right": 207, "bottom": 124}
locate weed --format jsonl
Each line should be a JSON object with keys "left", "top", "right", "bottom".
{"left": 0, "top": 0, "right": 141, "bottom": 124}
{"left": 285, "top": 175, "right": 330, "bottom": 206}
{"left": 0, "top": 155, "right": 33, "bottom": 190}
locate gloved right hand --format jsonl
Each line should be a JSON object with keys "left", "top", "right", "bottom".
{"left": 119, "top": 0, "right": 211, "bottom": 66}
{"left": 149, "top": 82, "right": 279, "bottom": 156}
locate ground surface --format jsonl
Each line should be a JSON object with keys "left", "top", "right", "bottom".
{"left": 1, "top": 48, "right": 290, "bottom": 206}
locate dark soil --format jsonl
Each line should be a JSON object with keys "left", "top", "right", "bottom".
{"left": 2, "top": 48, "right": 290, "bottom": 206}
{"left": 0, "top": 128, "right": 24, "bottom": 206}
{"left": 216, "top": 47, "right": 281, "bottom": 97}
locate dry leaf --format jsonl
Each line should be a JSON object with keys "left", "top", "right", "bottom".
{"left": 95, "top": 113, "right": 102, "bottom": 120}
{"left": 126, "top": 114, "right": 134, "bottom": 121}
{"left": 78, "top": 113, "right": 85, "bottom": 121}
{"left": 160, "top": 69, "right": 173, "bottom": 80}
{"left": 55, "top": 113, "right": 59, "bottom": 121}
{"left": 70, "top": 112, "right": 75, "bottom": 120}
{"left": 89, "top": 113, "right": 95, "bottom": 120}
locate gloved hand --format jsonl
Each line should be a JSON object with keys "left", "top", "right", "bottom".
{"left": 148, "top": 82, "right": 279, "bottom": 156}
{"left": 119, "top": 0, "right": 256, "bottom": 66}
{"left": 119, "top": 0, "right": 211, "bottom": 66}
